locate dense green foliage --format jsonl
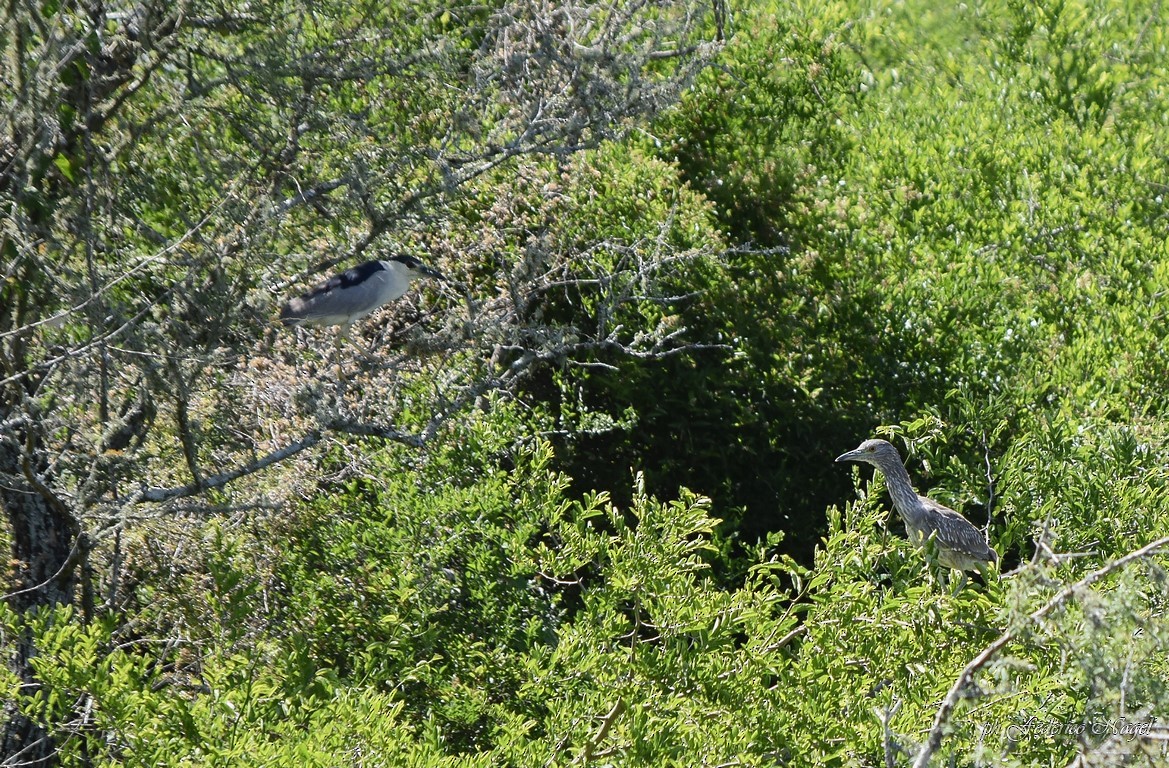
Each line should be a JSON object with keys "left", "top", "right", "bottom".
{"left": 4, "top": 0, "right": 1169, "bottom": 765}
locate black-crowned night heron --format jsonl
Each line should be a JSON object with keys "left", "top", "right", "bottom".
{"left": 836, "top": 438, "right": 998, "bottom": 576}
{"left": 280, "top": 255, "right": 443, "bottom": 349}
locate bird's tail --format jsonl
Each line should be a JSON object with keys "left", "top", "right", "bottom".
{"left": 279, "top": 299, "right": 306, "bottom": 326}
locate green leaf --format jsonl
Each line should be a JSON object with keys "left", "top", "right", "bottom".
{"left": 53, "top": 154, "right": 74, "bottom": 182}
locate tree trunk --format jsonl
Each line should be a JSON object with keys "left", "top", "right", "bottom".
{"left": 0, "top": 432, "right": 80, "bottom": 766}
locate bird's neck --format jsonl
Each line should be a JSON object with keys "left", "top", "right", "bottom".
{"left": 877, "top": 459, "right": 923, "bottom": 519}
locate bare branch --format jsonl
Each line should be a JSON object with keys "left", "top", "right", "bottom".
{"left": 137, "top": 431, "right": 324, "bottom": 504}
{"left": 913, "top": 535, "right": 1169, "bottom": 767}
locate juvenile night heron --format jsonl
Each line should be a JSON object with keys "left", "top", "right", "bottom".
{"left": 836, "top": 438, "right": 998, "bottom": 575}
{"left": 280, "top": 255, "right": 443, "bottom": 348}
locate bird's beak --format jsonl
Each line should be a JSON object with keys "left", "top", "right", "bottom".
{"left": 835, "top": 449, "right": 859, "bottom": 463}
{"left": 420, "top": 266, "right": 445, "bottom": 281}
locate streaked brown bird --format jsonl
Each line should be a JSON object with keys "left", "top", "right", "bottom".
{"left": 836, "top": 438, "right": 998, "bottom": 575}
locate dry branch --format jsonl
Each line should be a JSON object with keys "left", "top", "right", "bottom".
{"left": 913, "top": 535, "right": 1169, "bottom": 767}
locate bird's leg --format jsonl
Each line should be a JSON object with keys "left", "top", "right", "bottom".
{"left": 920, "top": 536, "right": 942, "bottom": 588}
{"left": 352, "top": 334, "right": 377, "bottom": 359}
{"left": 928, "top": 561, "right": 942, "bottom": 590}
{"left": 333, "top": 323, "right": 350, "bottom": 355}
{"left": 287, "top": 326, "right": 306, "bottom": 368}
{"left": 334, "top": 321, "right": 379, "bottom": 359}
{"left": 330, "top": 323, "right": 351, "bottom": 377}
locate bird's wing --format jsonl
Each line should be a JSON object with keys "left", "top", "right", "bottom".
{"left": 281, "top": 261, "right": 389, "bottom": 325}
{"left": 299, "top": 260, "right": 385, "bottom": 300}
{"left": 916, "top": 495, "right": 996, "bottom": 561}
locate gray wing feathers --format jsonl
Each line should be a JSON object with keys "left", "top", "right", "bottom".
{"left": 281, "top": 267, "right": 397, "bottom": 327}
{"left": 916, "top": 496, "right": 997, "bottom": 563}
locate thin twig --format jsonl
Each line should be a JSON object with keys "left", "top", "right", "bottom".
{"left": 879, "top": 697, "right": 903, "bottom": 768}
{"left": 573, "top": 698, "right": 627, "bottom": 765}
